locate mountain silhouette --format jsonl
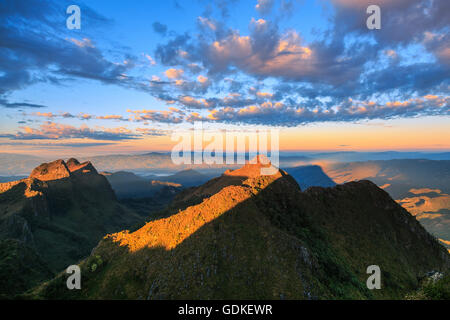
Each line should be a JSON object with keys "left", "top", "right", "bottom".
{"left": 285, "top": 165, "right": 336, "bottom": 190}
{"left": 102, "top": 171, "right": 181, "bottom": 200}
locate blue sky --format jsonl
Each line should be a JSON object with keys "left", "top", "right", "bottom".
{"left": 0, "top": 0, "right": 449, "bottom": 155}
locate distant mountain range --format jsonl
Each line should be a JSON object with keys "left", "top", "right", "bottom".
{"left": 307, "top": 151, "right": 450, "bottom": 162}
{"left": 1, "top": 151, "right": 449, "bottom": 175}
{"left": 30, "top": 157, "right": 449, "bottom": 299}
{"left": 102, "top": 171, "right": 182, "bottom": 200}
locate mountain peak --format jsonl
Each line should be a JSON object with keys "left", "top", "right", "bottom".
{"left": 224, "top": 154, "right": 278, "bottom": 178}
{"left": 66, "top": 158, "right": 81, "bottom": 170}
{"left": 67, "top": 159, "right": 98, "bottom": 175}
{"left": 28, "top": 158, "right": 99, "bottom": 182}
{"left": 29, "top": 159, "right": 71, "bottom": 181}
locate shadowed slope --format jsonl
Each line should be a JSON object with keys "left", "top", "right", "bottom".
{"left": 285, "top": 165, "right": 336, "bottom": 190}
{"left": 323, "top": 159, "right": 450, "bottom": 250}
{"left": 102, "top": 171, "right": 182, "bottom": 200}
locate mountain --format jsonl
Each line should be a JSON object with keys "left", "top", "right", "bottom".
{"left": 310, "top": 151, "right": 450, "bottom": 162}
{"left": 33, "top": 157, "right": 449, "bottom": 299}
{"left": 102, "top": 171, "right": 181, "bottom": 199}
{"left": 152, "top": 169, "right": 211, "bottom": 188}
{"left": 285, "top": 165, "right": 336, "bottom": 190}
{"left": 323, "top": 159, "right": 450, "bottom": 249}
{"left": 0, "top": 158, "right": 142, "bottom": 296}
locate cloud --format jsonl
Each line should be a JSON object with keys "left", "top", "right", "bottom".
{"left": 144, "top": 54, "right": 157, "bottom": 66}
{"left": 30, "top": 111, "right": 129, "bottom": 122}
{"left": 152, "top": 22, "right": 168, "bottom": 35}
{"left": 135, "top": 128, "right": 168, "bottom": 136}
{"left": 330, "top": 0, "right": 449, "bottom": 47}
{"left": 255, "top": 0, "right": 275, "bottom": 14}
{"left": 178, "top": 96, "right": 216, "bottom": 109}
{"left": 155, "top": 17, "right": 373, "bottom": 86}
{"left": 96, "top": 115, "right": 128, "bottom": 121}
{"left": 128, "top": 109, "right": 184, "bottom": 124}
{"left": 256, "top": 91, "right": 273, "bottom": 99}
{"left": 0, "top": 0, "right": 135, "bottom": 98}
{"left": 165, "top": 68, "right": 184, "bottom": 79}
{"left": 197, "top": 75, "right": 209, "bottom": 84}
{"left": 68, "top": 38, "right": 95, "bottom": 48}
{"left": 202, "top": 95, "right": 450, "bottom": 126}
{"left": 0, "top": 99, "right": 48, "bottom": 109}
{"left": 0, "top": 141, "right": 117, "bottom": 148}
{"left": 2, "top": 0, "right": 449, "bottom": 129}
{"left": 61, "top": 112, "right": 75, "bottom": 118}
{"left": 142, "top": 0, "right": 448, "bottom": 128}
{"left": 33, "top": 112, "right": 55, "bottom": 118}
{"left": 198, "top": 17, "right": 218, "bottom": 31}
{"left": 3, "top": 122, "right": 140, "bottom": 141}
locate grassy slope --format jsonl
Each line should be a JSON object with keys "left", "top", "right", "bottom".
{"left": 0, "top": 239, "right": 53, "bottom": 297}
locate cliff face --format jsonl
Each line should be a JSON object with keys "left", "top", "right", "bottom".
{"left": 34, "top": 160, "right": 449, "bottom": 300}
{"left": 0, "top": 159, "right": 142, "bottom": 296}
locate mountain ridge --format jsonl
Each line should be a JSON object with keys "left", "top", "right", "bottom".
{"left": 31, "top": 159, "right": 450, "bottom": 299}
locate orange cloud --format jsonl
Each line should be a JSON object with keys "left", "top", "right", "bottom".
{"left": 165, "top": 68, "right": 184, "bottom": 79}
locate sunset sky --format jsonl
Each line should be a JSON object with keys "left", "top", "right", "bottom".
{"left": 0, "top": 0, "right": 449, "bottom": 157}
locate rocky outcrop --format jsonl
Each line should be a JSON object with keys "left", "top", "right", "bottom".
{"left": 67, "top": 159, "right": 98, "bottom": 176}
{"left": 66, "top": 158, "right": 81, "bottom": 171}
{"left": 29, "top": 160, "right": 71, "bottom": 181}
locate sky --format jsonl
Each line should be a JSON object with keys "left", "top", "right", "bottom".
{"left": 0, "top": 0, "right": 449, "bottom": 157}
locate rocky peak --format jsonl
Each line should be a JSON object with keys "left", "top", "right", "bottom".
{"left": 67, "top": 159, "right": 98, "bottom": 175}
{"left": 66, "top": 158, "right": 81, "bottom": 171}
{"left": 28, "top": 158, "right": 99, "bottom": 182}
{"left": 29, "top": 159, "right": 71, "bottom": 181}
{"left": 224, "top": 155, "right": 278, "bottom": 178}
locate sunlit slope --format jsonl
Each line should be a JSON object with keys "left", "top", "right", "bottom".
{"left": 33, "top": 159, "right": 449, "bottom": 299}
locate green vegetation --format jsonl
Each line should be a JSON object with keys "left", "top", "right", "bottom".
{"left": 0, "top": 239, "right": 53, "bottom": 298}
{"left": 406, "top": 273, "right": 450, "bottom": 300}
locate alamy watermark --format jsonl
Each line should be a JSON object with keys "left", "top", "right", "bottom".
{"left": 66, "top": 265, "right": 81, "bottom": 289}
{"left": 65, "top": 4, "right": 379, "bottom": 31}
{"left": 366, "top": 5, "right": 381, "bottom": 30}
{"left": 366, "top": 265, "right": 381, "bottom": 289}
{"left": 66, "top": 5, "right": 81, "bottom": 30}
{"left": 171, "top": 122, "right": 279, "bottom": 176}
